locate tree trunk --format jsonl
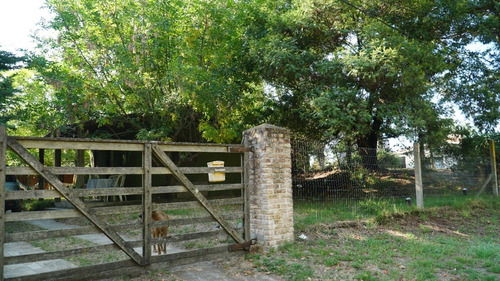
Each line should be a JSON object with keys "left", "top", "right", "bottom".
{"left": 54, "top": 149, "right": 62, "bottom": 202}
{"left": 38, "top": 149, "right": 45, "bottom": 190}
{"left": 357, "top": 134, "right": 378, "bottom": 171}
{"left": 75, "top": 150, "right": 85, "bottom": 188}
{"left": 356, "top": 116, "right": 382, "bottom": 171}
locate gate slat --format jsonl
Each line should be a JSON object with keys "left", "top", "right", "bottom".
{"left": 0, "top": 125, "right": 6, "bottom": 280}
{"left": 6, "top": 137, "right": 145, "bottom": 265}
{"left": 151, "top": 144, "right": 245, "bottom": 244}
{"left": 143, "top": 143, "right": 152, "bottom": 263}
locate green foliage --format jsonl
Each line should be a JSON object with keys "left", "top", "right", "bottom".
{"left": 0, "top": 50, "right": 24, "bottom": 125}
{"left": 23, "top": 199, "right": 55, "bottom": 211}
{"left": 358, "top": 199, "right": 393, "bottom": 216}
{"left": 377, "top": 150, "right": 402, "bottom": 168}
{"left": 24, "top": 0, "right": 266, "bottom": 142}
{"left": 6, "top": 0, "right": 497, "bottom": 148}
{"left": 247, "top": 0, "right": 461, "bottom": 148}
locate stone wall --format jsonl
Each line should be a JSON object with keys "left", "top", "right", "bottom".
{"left": 243, "top": 124, "right": 294, "bottom": 250}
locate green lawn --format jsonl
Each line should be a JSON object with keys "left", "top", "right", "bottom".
{"left": 249, "top": 196, "right": 500, "bottom": 280}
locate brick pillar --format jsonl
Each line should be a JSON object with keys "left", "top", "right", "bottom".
{"left": 243, "top": 124, "right": 294, "bottom": 250}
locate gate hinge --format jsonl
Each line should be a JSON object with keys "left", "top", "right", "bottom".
{"left": 229, "top": 147, "right": 251, "bottom": 153}
{"left": 229, "top": 238, "right": 257, "bottom": 252}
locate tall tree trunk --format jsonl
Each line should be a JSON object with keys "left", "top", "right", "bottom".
{"left": 75, "top": 150, "right": 85, "bottom": 188}
{"left": 75, "top": 127, "right": 86, "bottom": 188}
{"left": 357, "top": 133, "right": 378, "bottom": 171}
{"left": 54, "top": 149, "right": 62, "bottom": 202}
{"left": 38, "top": 149, "right": 45, "bottom": 190}
{"left": 356, "top": 116, "right": 382, "bottom": 171}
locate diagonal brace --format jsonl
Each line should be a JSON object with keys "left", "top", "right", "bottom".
{"left": 151, "top": 144, "right": 244, "bottom": 244}
{"left": 7, "top": 137, "right": 146, "bottom": 265}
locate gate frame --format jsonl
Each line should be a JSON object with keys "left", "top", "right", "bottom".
{"left": 1, "top": 128, "right": 252, "bottom": 280}
{"left": 1, "top": 123, "right": 295, "bottom": 280}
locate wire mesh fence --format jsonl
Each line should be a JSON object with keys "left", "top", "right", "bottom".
{"left": 291, "top": 136, "right": 499, "bottom": 219}
{"left": 291, "top": 137, "right": 416, "bottom": 215}
{"left": 421, "top": 149, "right": 497, "bottom": 204}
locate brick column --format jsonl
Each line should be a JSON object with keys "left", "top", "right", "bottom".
{"left": 243, "top": 124, "right": 294, "bottom": 250}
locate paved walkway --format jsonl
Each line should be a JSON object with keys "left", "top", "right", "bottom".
{"left": 4, "top": 242, "right": 77, "bottom": 279}
{"left": 4, "top": 218, "right": 186, "bottom": 279}
{"left": 4, "top": 219, "right": 276, "bottom": 280}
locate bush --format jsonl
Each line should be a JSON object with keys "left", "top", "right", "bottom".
{"left": 23, "top": 199, "right": 55, "bottom": 211}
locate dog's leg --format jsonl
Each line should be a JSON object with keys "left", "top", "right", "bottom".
{"left": 152, "top": 228, "right": 158, "bottom": 253}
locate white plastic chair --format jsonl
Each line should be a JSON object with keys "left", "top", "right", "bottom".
{"left": 109, "top": 174, "right": 126, "bottom": 201}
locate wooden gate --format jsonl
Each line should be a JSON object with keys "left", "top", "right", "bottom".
{"left": 1, "top": 127, "right": 252, "bottom": 281}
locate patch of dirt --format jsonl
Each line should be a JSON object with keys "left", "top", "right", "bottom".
{"left": 214, "top": 253, "right": 285, "bottom": 280}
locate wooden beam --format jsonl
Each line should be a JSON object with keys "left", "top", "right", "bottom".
{"left": 143, "top": 143, "right": 152, "bottom": 263}
{"left": 414, "top": 143, "right": 424, "bottom": 209}
{"left": 150, "top": 183, "right": 243, "bottom": 194}
{"left": 4, "top": 244, "right": 119, "bottom": 265}
{"left": 5, "top": 198, "right": 242, "bottom": 222}
{"left": 477, "top": 173, "right": 493, "bottom": 196}
{"left": 5, "top": 184, "right": 243, "bottom": 200}
{"left": 491, "top": 140, "right": 498, "bottom": 197}
{"left": 0, "top": 125, "right": 6, "bottom": 280}
{"left": 5, "top": 166, "right": 242, "bottom": 176}
{"left": 5, "top": 245, "right": 231, "bottom": 281}
{"left": 151, "top": 228, "right": 231, "bottom": 244}
{"left": 152, "top": 198, "right": 243, "bottom": 211}
{"left": 5, "top": 213, "right": 244, "bottom": 243}
{"left": 228, "top": 147, "right": 251, "bottom": 153}
{"left": 151, "top": 144, "right": 244, "bottom": 244}
{"left": 6, "top": 137, "right": 145, "bottom": 265}
{"left": 15, "top": 137, "right": 247, "bottom": 153}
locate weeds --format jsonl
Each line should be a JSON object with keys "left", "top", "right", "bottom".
{"left": 248, "top": 196, "right": 500, "bottom": 280}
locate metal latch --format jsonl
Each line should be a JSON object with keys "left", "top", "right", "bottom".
{"left": 229, "top": 238, "right": 257, "bottom": 252}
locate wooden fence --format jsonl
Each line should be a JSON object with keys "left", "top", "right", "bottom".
{"left": 1, "top": 127, "right": 252, "bottom": 281}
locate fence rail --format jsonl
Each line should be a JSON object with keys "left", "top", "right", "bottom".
{"left": 1, "top": 129, "right": 249, "bottom": 280}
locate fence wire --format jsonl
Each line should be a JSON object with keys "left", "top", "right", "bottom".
{"left": 422, "top": 154, "right": 495, "bottom": 199}
{"left": 291, "top": 137, "right": 498, "bottom": 219}
{"left": 291, "top": 138, "right": 415, "bottom": 214}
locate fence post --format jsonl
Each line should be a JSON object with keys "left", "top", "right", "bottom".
{"left": 142, "top": 143, "right": 152, "bottom": 263}
{"left": 242, "top": 150, "right": 251, "bottom": 241}
{"left": 490, "top": 140, "right": 499, "bottom": 197}
{"left": 243, "top": 124, "right": 294, "bottom": 250}
{"left": 0, "top": 125, "right": 6, "bottom": 280}
{"left": 414, "top": 143, "right": 424, "bottom": 208}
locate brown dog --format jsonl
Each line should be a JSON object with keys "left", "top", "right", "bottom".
{"left": 151, "top": 210, "right": 170, "bottom": 255}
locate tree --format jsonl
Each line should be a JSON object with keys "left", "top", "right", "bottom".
{"left": 0, "top": 49, "right": 24, "bottom": 125}
{"left": 246, "top": 0, "right": 483, "bottom": 169}
{"left": 32, "top": 0, "right": 265, "bottom": 142}
{"left": 438, "top": 0, "right": 500, "bottom": 132}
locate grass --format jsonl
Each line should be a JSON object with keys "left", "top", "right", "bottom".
{"left": 66, "top": 251, "right": 129, "bottom": 267}
{"left": 30, "top": 236, "right": 130, "bottom": 266}
{"left": 22, "top": 199, "right": 55, "bottom": 211}
{"left": 248, "top": 196, "right": 500, "bottom": 280}
{"left": 5, "top": 221, "right": 45, "bottom": 233}
{"left": 31, "top": 236, "right": 98, "bottom": 252}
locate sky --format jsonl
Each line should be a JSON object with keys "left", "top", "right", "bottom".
{"left": 0, "top": 0, "right": 52, "bottom": 54}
